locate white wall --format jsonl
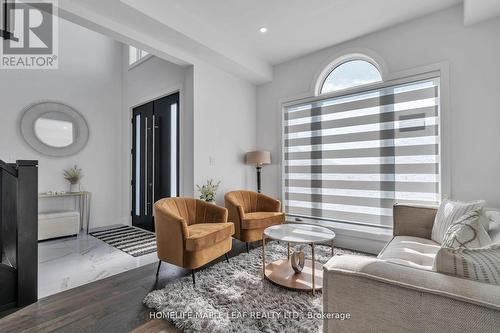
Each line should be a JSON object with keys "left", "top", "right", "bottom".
{"left": 257, "top": 5, "right": 500, "bottom": 208}
{"left": 193, "top": 62, "right": 257, "bottom": 204}
{"left": 120, "top": 54, "right": 194, "bottom": 224}
{"left": 119, "top": 54, "right": 257, "bottom": 220}
{"left": 0, "top": 18, "right": 123, "bottom": 228}
{"left": 1, "top": 15, "right": 257, "bottom": 230}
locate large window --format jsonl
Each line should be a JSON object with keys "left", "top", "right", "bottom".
{"left": 283, "top": 59, "right": 440, "bottom": 228}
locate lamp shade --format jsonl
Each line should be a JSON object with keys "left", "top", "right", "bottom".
{"left": 246, "top": 150, "right": 271, "bottom": 165}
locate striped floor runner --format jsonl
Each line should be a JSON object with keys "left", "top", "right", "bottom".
{"left": 90, "top": 225, "right": 157, "bottom": 257}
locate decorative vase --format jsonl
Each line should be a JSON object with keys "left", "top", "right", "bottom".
{"left": 291, "top": 251, "right": 305, "bottom": 273}
{"left": 69, "top": 182, "right": 80, "bottom": 193}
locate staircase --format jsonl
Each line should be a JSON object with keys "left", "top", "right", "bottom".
{"left": 0, "top": 260, "right": 16, "bottom": 309}
{"left": 0, "top": 160, "right": 38, "bottom": 311}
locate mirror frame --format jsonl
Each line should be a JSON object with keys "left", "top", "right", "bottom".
{"left": 20, "top": 101, "right": 89, "bottom": 157}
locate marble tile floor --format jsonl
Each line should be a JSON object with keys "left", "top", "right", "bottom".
{"left": 38, "top": 225, "right": 158, "bottom": 298}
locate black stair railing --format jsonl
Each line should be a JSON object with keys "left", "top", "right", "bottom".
{"left": 0, "top": 160, "right": 38, "bottom": 311}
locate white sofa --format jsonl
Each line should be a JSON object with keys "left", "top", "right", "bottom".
{"left": 323, "top": 204, "right": 500, "bottom": 333}
{"left": 38, "top": 211, "right": 80, "bottom": 241}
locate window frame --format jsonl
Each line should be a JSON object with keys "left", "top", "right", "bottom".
{"left": 281, "top": 62, "right": 450, "bottom": 230}
{"left": 315, "top": 53, "right": 385, "bottom": 96}
{"left": 319, "top": 59, "right": 383, "bottom": 95}
{"left": 128, "top": 45, "right": 153, "bottom": 70}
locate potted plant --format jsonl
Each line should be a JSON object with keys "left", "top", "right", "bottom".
{"left": 63, "top": 165, "right": 83, "bottom": 193}
{"left": 196, "top": 179, "right": 221, "bottom": 203}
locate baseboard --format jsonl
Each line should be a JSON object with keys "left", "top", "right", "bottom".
{"left": 90, "top": 217, "right": 131, "bottom": 231}
{"left": 38, "top": 234, "right": 78, "bottom": 242}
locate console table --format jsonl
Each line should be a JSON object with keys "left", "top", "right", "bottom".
{"left": 38, "top": 191, "right": 91, "bottom": 234}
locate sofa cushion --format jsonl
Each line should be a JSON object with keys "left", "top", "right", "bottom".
{"left": 185, "top": 223, "right": 234, "bottom": 251}
{"left": 431, "top": 199, "right": 485, "bottom": 244}
{"left": 378, "top": 236, "right": 441, "bottom": 270}
{"left": 241, "top": 212, "right": 284, "bottom": 230}
{"left": 441, "top": 210, "right": 492, "bottom": 249}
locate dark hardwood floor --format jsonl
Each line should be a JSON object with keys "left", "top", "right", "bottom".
{"left": 0, "top": 240, "right": 253, "bottom": 333}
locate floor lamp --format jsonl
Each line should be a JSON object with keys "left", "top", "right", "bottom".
{"left": 246, "top": 151, "right": 271, "bottom": 193}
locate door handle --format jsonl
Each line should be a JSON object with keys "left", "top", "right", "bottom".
{"left": 152, "top": 115, "right": 156, "bottom": 204}
{"left": 144, "top": 116, "right": 148, "bottom": 215}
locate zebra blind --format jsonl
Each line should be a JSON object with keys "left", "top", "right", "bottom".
{"left": 283, "top": 77, "right": 440, "bottom": 228}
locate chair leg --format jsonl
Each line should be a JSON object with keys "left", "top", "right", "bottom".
{"left": 192, "top": 269, "right": 196, "bottom": 286}
{"left": 156, "top": 260, "right": 162, "bottom": 276}
{"left": 246, "top": 242, "right": 250, "bottom": 253}
{"left": 225, "top": 253, "right": 229, "bottom": 263}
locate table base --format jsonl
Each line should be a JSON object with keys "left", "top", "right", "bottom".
{"left": 264, "top": 259, "right": 323, "bottom": 291}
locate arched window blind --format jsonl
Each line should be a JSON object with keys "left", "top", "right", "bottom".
{"left": 283, "top": 77, "right": 441, "bottom": 228}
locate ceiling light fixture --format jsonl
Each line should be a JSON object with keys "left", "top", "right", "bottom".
{"left": 259, "top": 27, "right": 268, "bottom": 33}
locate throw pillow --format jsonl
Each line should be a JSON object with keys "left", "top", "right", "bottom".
{"left": 486, "top": 211, "right": 500, "bottom": 230}
{"left": 486, "top": 211, "right": 500, "bottom": 245}
{"left": 479, "top": 211, "right": 491, "bottom": 232}
{"left": 431, "top": 199, "right": 485, "bottom": 243}
{"left": 441, "top": 211, "right": 491, "bottom": 249}
{"left": 433, "top": 244, "right": 500, "bottom": 285}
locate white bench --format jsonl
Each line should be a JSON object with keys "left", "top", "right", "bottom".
{"left": 38, "top": 211, "right": 80, "bottom": 241}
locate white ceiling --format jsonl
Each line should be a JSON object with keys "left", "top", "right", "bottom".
{"left": 121, "top": 0, "right": 461, "bottom": 66}
{"left": 464, "top": 0, "right": 500, "bottom": 25}
{"left": 58, "top": 0, "right": 499, "bottom": 83}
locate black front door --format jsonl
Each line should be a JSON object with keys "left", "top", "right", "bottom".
{"left": 132, "top": 92, "right": 179, "bottom": 231}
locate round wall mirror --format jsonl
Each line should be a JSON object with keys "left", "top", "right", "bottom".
{"left": 20, "top": 102, "right": 89, "bottom": 157}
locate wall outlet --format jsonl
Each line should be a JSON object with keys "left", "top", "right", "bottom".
{"left": 209, "top": 156, "right": 215, "bottom": 166}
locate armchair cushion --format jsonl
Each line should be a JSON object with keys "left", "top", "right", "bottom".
{"left": 224, "top": 190, "right": 284, "bottom": 242}
{"left": 154, "top": 197, "right": 231, "bottom": 269}
{"left": 186, "top": 222, "right": 234, "bottom": 251}
{"left": 256, "top": 193, "right": 281, "bottom": 212}
{"left": 241, "top": 212, "right": 285, "bottom": 230}
{"left": 378, "top": 236, "right": 440, "bottom": 270}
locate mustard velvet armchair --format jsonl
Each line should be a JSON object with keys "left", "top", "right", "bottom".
{"left": 154, "top": 197, "right": 234, "bottom": 285}
{"left": 224, "top": 190, "right": 285, "bottom": 252}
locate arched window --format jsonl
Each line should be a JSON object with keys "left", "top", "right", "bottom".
{"left": 320, "top": 59, "right": 382, "bottom": 94}
{"left": 284, "top": 54, "right": 442, "bottom": 229}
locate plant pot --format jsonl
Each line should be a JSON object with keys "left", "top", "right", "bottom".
{"left": 206, "top": 200, "right": 216, "bottom": 205}
{"left": 69, "top": 183, "right": 80, "bottom": 193}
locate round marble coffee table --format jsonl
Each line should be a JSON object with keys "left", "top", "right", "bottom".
{"left": 262, "top": 224, "right": 335, "bottom": 295}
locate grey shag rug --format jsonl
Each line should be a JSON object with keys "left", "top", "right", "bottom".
{"left": 144, "top": 242, "right": 362, "bottom": 332}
